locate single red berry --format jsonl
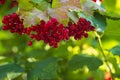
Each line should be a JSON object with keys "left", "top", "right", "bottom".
{"left": 28, "top": 41, "right": 33, "bottom": 46}
{"left": 84, "top": 33, "right": 88, "bottom": 38}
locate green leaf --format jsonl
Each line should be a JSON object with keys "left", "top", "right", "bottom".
{"left": 50, "top": 0, "right": 81, "bottom": 25}
{"left": 0, "top": 63, "right": 24, "bottom": 80}
{"left": 6, "top": 7, "right": 18, "bottom": 15}
{"left": 68, "top": 54, "right": 103, "bottom": 71}
{"left": 18, "top": 0, "right": 34, "bottom": 11}
{"left": 48, "top": 7, "right": 69, "bottom": 25}
{"left": 113, "top": 73, "right": 120, "bottom": 78}
{"left": 52, "top": 0, "right": 60, "bottom": 8}
{"left": 93, "top": 11, "right": 107, "bottom": 32}
{"left": 108, "top": 57, "right": 120, "bottom": 74}
{"left": 81, "top": 0, "right": 105, "bottom": 16}
{"left": 27, "top": 57, "right": 59, "bottom": 80}
{"left": 22, "top": 8, "right": 49, "bottom": 27}
{"left": 52, "top": 0, "right": 81, "bottom": 10}
{"left": 31, "top": 0, "right": 43, "bottom": 4}
{"left": 105, "top": 15, "right": 120, "bottom": 20}
{"left": 109, "top": 45, "right": 120, "bottom": 56}
{"left": 77, "top": 12, "right": 94, "bottom": 26}
{"left": 68, "top": 11, "right": 79, "bottom": 23}
{"left": 31, "top": 0, "right": 50, "bottom": 11}
{"left": 52, "top": 0, "right": 81, "bottom": 9}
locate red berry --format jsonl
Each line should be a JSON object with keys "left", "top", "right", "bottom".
{"left": 28, "top": 41, "right": 33, "bottom": 46}
{"left": 0, "top": 0, "right": 5, "bottom": 4}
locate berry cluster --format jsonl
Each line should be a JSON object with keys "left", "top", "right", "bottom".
{"left": 25, "top": 18, "right": 69, "bottom": 48}
{"left": 0, "top": 0, "right": 5, "bottom": 4}
{"left": 2, "top": 13, "right": 95, "bottom": 48}
{"left": 68, "top": 18, "right": 95, "bottom": 40}
{"left": 2, "top": 13, "right": 24, "bottom": 35}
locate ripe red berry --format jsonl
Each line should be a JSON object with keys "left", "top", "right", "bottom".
{"left": 0, "top": 0, "right": 5, "bottom": 4}
{"left": 28, "top": 41, "right": 33, "bottom": 46}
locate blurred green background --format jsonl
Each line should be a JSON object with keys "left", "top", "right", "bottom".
{"left": 0, "top": 0, "right": 120, "bottom": 80}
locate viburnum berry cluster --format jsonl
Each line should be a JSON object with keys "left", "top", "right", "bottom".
{"left": 67, "top": 18, "right": 95, "bottom": 40}
{"left": 2, "top": 13, "right": 95, "bottom": 48}
{"left": 24, "top": 18, "right": 69, "bottom": 48}
{"left": 2, "top": 13, "right": 24, "bottom": 35}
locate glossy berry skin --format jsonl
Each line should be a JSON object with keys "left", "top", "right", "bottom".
{"left": 2, "top": 13, "right": 95, "bottom": 48}
{"left": 28, "top": 41, "right": 33, "bottom": 46}
{"left": 67, "top": 18, "right": 95, "bottom": 40}
{"left": 2, "top": 13, "right": 24, "bottom": 35}
{"left": 26, "top": 18, "right": 69, "bottom": 48}
{"left": 0, "top": 0, "right": 5, "bottom": 4}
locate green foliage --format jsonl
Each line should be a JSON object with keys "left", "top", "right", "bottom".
{"left": 27, "top": 57, "right": 59, "bottom": 80}
{"left": 31, "top": 0, "right": 43, "bottom": 4}
{"left": 18, "top": 0, "right": 34, "bottom": 11}
{"left": 105, "top": 14, "right": 120, "bottom": 20}
{"left": 68, "top": 54, "right": 103, "bottom": 71}
{"left": 52, "top": 0, "right": 59, "bottom": 8}
{"left": 31, "top": 0, "right": 50, "bottom": 11}
{"left": 93, "top": 11, "right": 107, "bottom": 32}
{"left": 0, "top": 63, "right": 24, "bottom": 80}
{"left": 109, "top": 45, "right": 120, "bottom": 56}
{"left": 0, "top": 0, "right": 120, "bottom": 80}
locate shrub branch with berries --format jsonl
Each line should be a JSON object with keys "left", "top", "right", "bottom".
{"left": 1, "top": 0, "right": 105, "bottom": 48}
{"left": 1, "top": 0, "right": 120, "bottom": 80}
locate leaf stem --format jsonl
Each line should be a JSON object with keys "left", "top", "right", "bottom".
{"left": 94, "top": 31, "right": 113, "bottom": 79}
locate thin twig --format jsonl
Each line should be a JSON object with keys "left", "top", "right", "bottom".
{"left": 94, "top": 31, "right": 113, "bottom": 79}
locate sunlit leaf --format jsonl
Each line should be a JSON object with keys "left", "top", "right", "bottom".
{"left": 48, "top": 6, "right": 69, "bottom": 25}
{"left": 52, "top": 0, "right": 81, "bottom": 9}
{"left": 21, "top": 8, "right": 49, "bottom": 27}
{"left": 81, "top": 0, "right": 105, "bottom": 16}
{"left": 108, "top": 57, "right": 120, "bottom": 74}
{"left": 31, "top": 0, "right": 50, "bottom": 11}
{"left": 68, "top": 11, "right": 79, "bottom": 23}
{"left": 31, "top": 0, "right": 43, "bottom": 4}
{"left": 18, "top": 0, "right": 34, "bottom": 11}
{"left": 50, "top": 0, "right": 81, "bottom": 24}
